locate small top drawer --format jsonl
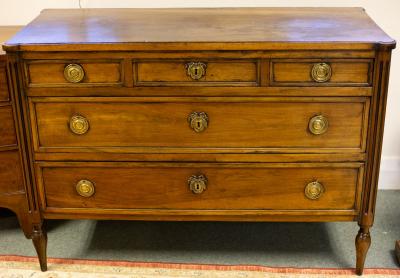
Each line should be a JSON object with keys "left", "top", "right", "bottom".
{"left": 271, "top": 59, "right": 373, "bottom": 86}
{"left": 26, "top": 60, "right": 123, "bottom": 87}
{"left": 135, "top": 59, "right": 259, "bottom": 86}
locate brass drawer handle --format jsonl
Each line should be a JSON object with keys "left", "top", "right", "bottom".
{"left": 188, "top": 111, "right": 209, "bottom": 133}
{"left": 186, "top": 62, "right": 207, "bottom": 80}
{"left": 309, "top": 115, "right": 329, "bottom": 135}
{"left": 64, "top": 63, "right": 85, "bottom": 83}
{"left": 76, "top": 179, "right": 95, "bottom": 197}
{"left": 69, "top": 115, "right": 90, "bottom": 135}
{"left": 188, "top": 174, "right": 208, "bottom": 194}
{"left": 305, "top": 181, "right": 325, "bottom": 200}
{"left": 311, "top": 63, "right": 332, "bottom": 83}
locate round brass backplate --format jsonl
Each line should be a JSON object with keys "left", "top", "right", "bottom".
{"left": 69, "top": 115, "right": 90, "bottom": 135}
{"left": 64, "top": 64, "right": 85, "bottom": 83}
{"left": 76, "top": 180, "right": 95, "bottom": 198}
{"left": 305, "top": 181, "right": 325, "bottom": 200}
{"left": 311, "top": 63, "right": 332, "bottom": 83}
{"left": 309, "top": 115, "right": 329, "bottom": 135}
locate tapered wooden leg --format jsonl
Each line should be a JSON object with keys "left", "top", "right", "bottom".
{"left": 355, "top": 226, "right": 371, "bottom": 275}
{"left": 32, "top": 224, "right": 48, "bottom": 271}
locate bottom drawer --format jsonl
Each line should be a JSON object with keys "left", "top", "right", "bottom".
{"left": 0, "top": 151, "right": 24, "bottom": 194}
{"left": 39, "top": 162, "right": 363, "bottom": 211}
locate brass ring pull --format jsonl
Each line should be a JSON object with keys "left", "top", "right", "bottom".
{"left": 305, "top": 181, "right": 325, "bottom": 200}
{"left": 69, "top": 115, "right": 90, "bottom": 135}
{"left": 311, "top": 63, "right": 332, "bottom": 83}
{"left": 188, "top": 174, "right": 208, "bottom": 194}
{"left": 186, "top": 62, "right": 207, "bottom": 80}
{"left": 309, "top": 115, "right": 329, "bottom": 135}
{"left": 64, "top": 64, "right": 85, "bottom": 83}
{"left": 188, "top": 112, "right": 209, "bottom": 133}
{"left": 76, "top": 180, "right": 95, "bottom": 197}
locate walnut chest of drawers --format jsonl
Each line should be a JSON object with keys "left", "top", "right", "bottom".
{"left": 0, "top": 26, "right": 30, "bottom": 227}
{"left": 2, "top": 8, "right": 395, "bottom": 275}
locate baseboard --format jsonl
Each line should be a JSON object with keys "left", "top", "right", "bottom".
{"left": 378, "top": 156, "right": 400, "bottom": 189}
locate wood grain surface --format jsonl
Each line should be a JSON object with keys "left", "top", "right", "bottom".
{"left": 30, "top": 97, "right": 368, "bottom": 152}
{"left": 0, "top": 151, "right": 24, "bottom": 194}
{"left": 0, "top": 105, "right": 17, "bottom": 147}
{"left": 4, "top": 8, "right": 395, "bottom": 51}
{"left": 38, "top": 162, "right": 362, "bottom": 211}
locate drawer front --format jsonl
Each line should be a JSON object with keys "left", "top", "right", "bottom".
{"left": 0, "top": 151, "right": 24, "bottom": 194}
{"left": 39, "top": 163, "right": 362, "bottom": 211}
{"left": 26, "top": 60, "right": 123, "bottom": 87}
{"left": 271, "top": 59, "right": 372, "bottom": 86}
{"left": 0, "top": 105, "right": 17, "bottom": 147}
{"left": 135, "top": 60, "right": 258, "bottom": 86}
{"left": 31, "top": 98, "right": 368, "bottom": 152}
{"left": 0, "top": 61, "right": 9, "bottom": 102}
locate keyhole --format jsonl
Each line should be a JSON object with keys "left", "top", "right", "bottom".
{"left": 197, "top": 120, "right": 201, "bottom": 128}
{"left": 194, "top": 68, "right": 198, "bottom": 75}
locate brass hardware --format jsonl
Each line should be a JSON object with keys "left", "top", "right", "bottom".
{"left": 311, "top": 63, "right": 332, "bottom": 83}
{"left": 305, "top": 181, "right": 325, "bottom": 200}
{"left": 309, "top": 115, "right": 329, "bottom": 135}
{"left": 188, "top": 112, "right": 209, "bottom": 133}
{"left": 76, "top": 180, "right": 95, "bottom": 197}
{"left": 69, "top": 115, "right": 90, "bottom": 135}
{"left": 64, "top": 64, "right": 85, "bottom": 83}
{"left": 188, "top": 174, "right": 208, "bottom": 194}
{"left": 186, "top": 62, "right": 207, "bottom": 80}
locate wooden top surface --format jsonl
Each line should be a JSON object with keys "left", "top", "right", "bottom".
{"left": 4, "top": 8, "right": 396, "bottom": 52}
{"left": 0, "top": 26, "right": 22, "bottom": 54}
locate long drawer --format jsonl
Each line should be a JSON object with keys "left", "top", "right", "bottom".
{"left": 38, "top": 162, "right": 363, "bottom": 211}
{"left": 29, "top": 97, "right": 369, "bottom": 153}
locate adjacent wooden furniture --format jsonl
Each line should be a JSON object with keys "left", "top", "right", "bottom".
{"left": 2, "top": 8, "right": 395, "bottom": 275}
{"left": 0, "top": 26, "right": 32, "bottom": 223}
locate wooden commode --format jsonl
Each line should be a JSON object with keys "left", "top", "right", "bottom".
{"left": 0, "top": 26, "right": 30, "bottom": 227}
{"left": 1, "top": 8, "right": 395, "bottom": 275}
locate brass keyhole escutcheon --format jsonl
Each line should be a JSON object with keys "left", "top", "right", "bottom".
{"left": 188, "top": 111, "right": 209, "bottom": 133}
{"left": 311, "top": 63, "right": 332, "bottom": 83}
{"left": 69, "top": 115, "right": 90, "bottom": 135}
{"left": 304, "top": 181, "right": 325, "bottom": 200}
{"left": 186, "top": 62, "right": 207, "bottom": 80}
{"left": 76, "top": 180, "right": 95, "bottom": 198}
{"left": 64, "top": 64, "right": 85, "bottom": 83}
{"left": 308, "top": 115, "right": 328, "bottom": 135}
{"left": 188, "top": 174, "right": 208, "bottom": 194}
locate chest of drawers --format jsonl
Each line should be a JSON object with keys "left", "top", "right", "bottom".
{"left": 2, "top": 8, "right": 395, "bottom": 275}
{"left": 0, "top": 26, "right": 32, "bottom": 230}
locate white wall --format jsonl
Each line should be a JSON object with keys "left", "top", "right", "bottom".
{"left": 1, "top": 0, "right": 400, "bottom": 188}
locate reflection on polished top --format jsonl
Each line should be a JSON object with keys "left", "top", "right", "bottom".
{"left": 3, "top": 8, "right": 395, "bottom": 51}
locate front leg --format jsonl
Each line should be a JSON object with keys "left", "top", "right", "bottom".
{"left": 32, "top": 223, "right": 48, "bottom": 271}
{"left": 355, "top": 225, "right": 371, "bottom": 275}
